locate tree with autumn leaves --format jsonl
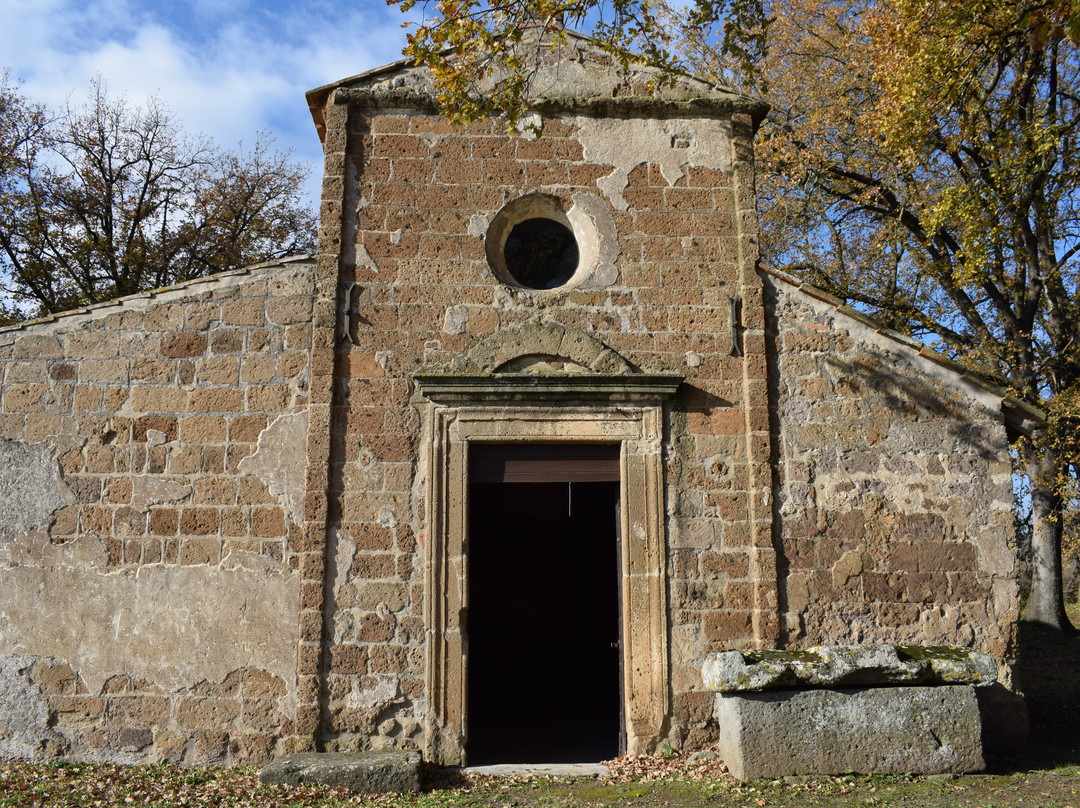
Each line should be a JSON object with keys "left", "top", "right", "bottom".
{"left": 392, "top": 0, "right": 1080, "bottom": 630}
{"left": 0, "top": 75, "right": 317, "bottom": 322}
{"left": 754, "top": 0, "right": 1078, "bottom": 632}
{"left": 753, "top": 0, "right": 1078, "bottom": 632}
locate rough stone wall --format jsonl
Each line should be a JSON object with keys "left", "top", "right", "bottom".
{"left": 0, "top": 258, "right": 315, "bottom": 764}
{"left": 317, "top": 83, "right": 771, "bottom": 756}
{"left": 767, "top": 276, "right": 1019, "bottom": 669}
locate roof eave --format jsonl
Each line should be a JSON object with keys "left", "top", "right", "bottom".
{"left": 758, "top": 262, "right": 1048, "bottom": 435}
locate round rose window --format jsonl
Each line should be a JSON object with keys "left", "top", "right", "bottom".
{"left": 502, "top": 217, "right": 580, "bottom": 289}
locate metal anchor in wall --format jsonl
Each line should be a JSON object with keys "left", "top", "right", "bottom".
{"left": 339, "top": 281, "right": 362, "bottom": 345}
{"left": 728, "top": 294, "right": 743, "bottom": 357}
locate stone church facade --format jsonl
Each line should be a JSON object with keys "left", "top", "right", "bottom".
{"left": 0, "top": 35, "right": 1031, "bottom": 766}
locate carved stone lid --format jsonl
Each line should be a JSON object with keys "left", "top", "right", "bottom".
{"left": 703, "top": 644, "right": 999, "bottom": 693}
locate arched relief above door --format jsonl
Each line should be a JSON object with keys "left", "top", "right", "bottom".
{"left": 459, "top": 322, "right": 637, "bottom": 375}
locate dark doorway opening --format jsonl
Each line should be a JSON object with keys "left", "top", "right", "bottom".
{"left": 467, "top": 444, "right": 622, "bottom": 765}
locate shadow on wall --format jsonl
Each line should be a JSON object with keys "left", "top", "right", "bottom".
{"left": 761, "top": 276, "right": 1015, "bottom": 650}
{"left": 821, "top": 353, "right": 1006, "bottom": 464}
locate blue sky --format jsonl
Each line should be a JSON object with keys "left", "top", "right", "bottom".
{"left": 1, "top": 0, "right": 417, "bottom": 206}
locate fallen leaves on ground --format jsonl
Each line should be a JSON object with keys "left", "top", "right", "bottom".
{"left": 5, "top": 747, "right": 1080, "bottom": 808}
{"left": 603, "top": 747, "right": 735, "bottom": 783}
{"left": 0, "top": 762, "right": 398, "bottom": 808}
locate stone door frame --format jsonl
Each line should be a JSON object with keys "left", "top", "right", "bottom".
{"left": 415, "top": 377, "right": 679, "bottom": 766}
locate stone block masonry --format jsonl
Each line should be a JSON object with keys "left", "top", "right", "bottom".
{"left": 305, "top": 38, "right": 1019, "bottom": 762}
{"left": 317, "top": 96, "right": 773, "bottom": 758}
{"left": 765, "top": 274, "right": 1019, "bottom": 668}
{"left": 0, "top": 257, "right": 315, "bottom": 765}
{"left": 315, "top": 90, "right": 1018, "bottom": 759}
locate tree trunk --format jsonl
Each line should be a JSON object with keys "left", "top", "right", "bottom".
{"left": 1021, "top": 443, "right": 1075, "bottom": 632}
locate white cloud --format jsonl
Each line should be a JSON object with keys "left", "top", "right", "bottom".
{"left": 1, "top": 0, "right": 413, "bottom": 206}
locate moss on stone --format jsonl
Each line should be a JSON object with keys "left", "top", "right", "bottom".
{"left": 742, "top": 649, "right": 822, "bottom": 665}
{"left": 894, "top": 645, "right": 972, "bottom": 662}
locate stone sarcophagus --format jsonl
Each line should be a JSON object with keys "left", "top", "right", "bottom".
{"left": 704, "top": 644, "right": 1000, "bottom": 779}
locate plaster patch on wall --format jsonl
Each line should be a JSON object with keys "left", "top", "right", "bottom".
{"left": 568, "top": 116, "right": 733, "bottom": 211}
{"left": 268, "top": 266, "right": 315, "bottom": 297}
{"left": 329, "top": 532, "right": 358, "bottom": 644}
{"left": 787, "top": 573, "right": 810, "bottom": 613}
{"left": 832, "top": 547, "right": 865, "bottom": 587}
{"left": 377, "top": 506, "right": 398, "bottom": 529}
{"left": 357, "top": 245, "right": 380, "bottom": 275}
{"left": 131, "top": 477, "right": 191, "bottom": 513}
{"left": 0, "top": 655, "right": 65, "bottom": 760}
{"left": 515, "top": 112, "right": 543, "bottom": 138}
{"left": 443, "top": 305, "right": 469, "bottom": 336}
{"left": 238, "top": 411, "right": 308, "bottom": 526}
{"left": 347, "top": 676, "right": 399, "bottom": 711}
{"left": 221, "top": 547, "right": 277, "bottom": 574}
{"left": 568, "top": 192, "right": 620, "bottom": 288}
{"left": 467, "top": 215, "right": 489, "bottom": 237}
{"left": 0, "top": 439, "right": 72, "bottom": 545}
{"left": 0, "top": 559, "right": 299, "bottom": 698}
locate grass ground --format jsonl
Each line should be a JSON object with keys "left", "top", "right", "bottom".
{"left": 2, "top": 613, "right": 1078, "bottom": 808}
{"left": 4, "top": 753, "right": 1080, "bottom": 808}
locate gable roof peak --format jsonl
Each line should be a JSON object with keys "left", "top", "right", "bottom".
{"left": 306, "top": 31, "right": 767, "bottom": 140}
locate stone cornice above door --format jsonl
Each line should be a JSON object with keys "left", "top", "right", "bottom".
{"left": 416, "top": 322, "right": 682, "bottom": 403}
{"left": 413, "top": 374, "right": 683, "bottom": 404}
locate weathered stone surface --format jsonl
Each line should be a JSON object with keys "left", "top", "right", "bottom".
{"left": 130, "top": 476, "right": 192, "bottom": 513}
{"left": 259, "top": 750, "right": 422, "bottom": 793}
{"left": 715, "top": 685, "right": 984, "bottom": 779}
{"left": 768, "top": 274, "right": 1019, "bottom": 663}
{"left": 238, "top": 411, "right": 308, "bottom": 526}
{"left": 0, "top": 559, "right": 300, "bottom": 696}
{"left": 703, "top": 644, "right": 998, "bottom": 692}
